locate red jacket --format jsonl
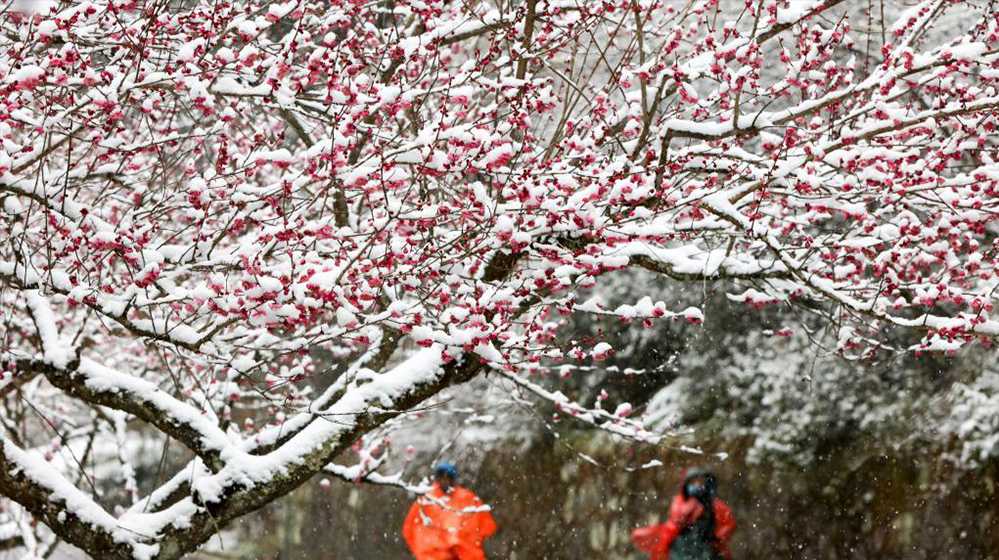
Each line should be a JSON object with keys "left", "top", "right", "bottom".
{"left": 402, "top": 483, "right": 497, "bottom": 560}
{"left": 632, "top": 493, "right": 736, "bottom": 560}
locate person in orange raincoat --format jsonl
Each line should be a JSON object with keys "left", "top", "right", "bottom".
{"left": 402, "top": 463, "right": 497, "bottom": 560}
{"left": 632, "top": 468, "right": 737, "bottom": 560}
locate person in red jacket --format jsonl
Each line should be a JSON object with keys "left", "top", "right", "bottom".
{"left": 632, "top": 468, "right": 737, "bottom": 560}
{"left": 402, "top": 463, "right": 497, "bottom": 560}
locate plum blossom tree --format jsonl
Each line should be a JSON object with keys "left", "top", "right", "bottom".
{"left": 2, "top": 0, "right": 999, "bottom": 556}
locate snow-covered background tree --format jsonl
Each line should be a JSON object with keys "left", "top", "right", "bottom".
{"left": 3, "top": 0, "right": 999, "bottom": 557}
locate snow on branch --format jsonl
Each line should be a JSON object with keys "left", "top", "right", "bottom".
{"left": 324, "top": 463, "right": 430, "bottom": 495}
{"left": 0, "top": 439, "right": 157, "bottom": 560}
{"left": 497, "top": 367, "right": 664, "bottom": 444}
{"left": 16, "top": 358, "right": 238, "bottom": 472}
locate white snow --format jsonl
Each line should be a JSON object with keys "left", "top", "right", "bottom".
{"left": 24, "top": 292, "right": 73, "bottom": 368}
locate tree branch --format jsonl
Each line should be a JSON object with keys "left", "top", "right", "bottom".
{"left": 0, "top": 440, "right": 152, "bottom": 560}
{"left": 15, "top": 358, "right": 231, "bottom": 473}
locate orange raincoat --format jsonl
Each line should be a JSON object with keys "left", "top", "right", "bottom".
{"left": 402, "top": 483, "right": 497, "bottom": 560}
